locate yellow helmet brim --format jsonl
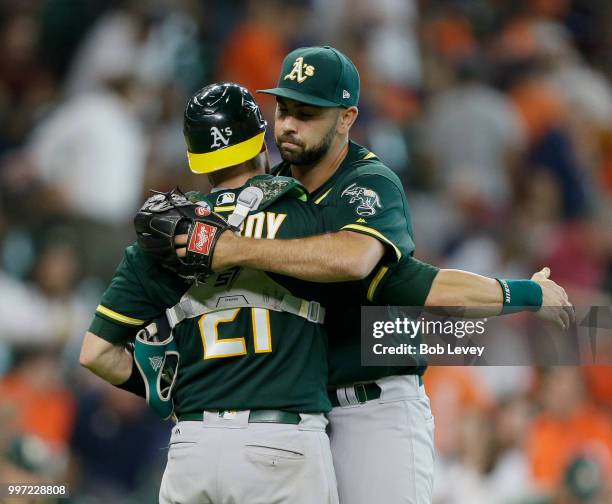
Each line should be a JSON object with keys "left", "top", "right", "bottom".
{"left": 187, "top": 132, "right": 266, "bottom": 174}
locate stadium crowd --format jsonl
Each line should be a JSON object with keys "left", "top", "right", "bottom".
{"left": 0, "top": 0, "right": 611, "bottom": 502}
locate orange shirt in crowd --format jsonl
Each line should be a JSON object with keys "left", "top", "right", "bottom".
{"left": 216, "top": 20, "right": 286, "bottom": 117}
{"left": 526, "top": 404, "right": 612, "bottom": 490}
{"left": 583, "top": 366, "right": 612, "bottom": 409}
{"left": 0, "top": 374, "right": 75, "bottom": 448}
{"left": 424, "top": 367, "right": 492, "bottom": 456}
{"left": 510, "top": 79, "right": 567, "bottom": 143}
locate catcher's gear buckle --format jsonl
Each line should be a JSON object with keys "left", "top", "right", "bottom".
{"left": 307, "top": 301, "right": 323, "bottom": 324}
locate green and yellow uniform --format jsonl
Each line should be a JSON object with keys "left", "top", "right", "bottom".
{"left": 275, "top": 141, "right": 439, "bottom": 386}
{"left": 89, "top": 177, "right": 332, "bottom": 414}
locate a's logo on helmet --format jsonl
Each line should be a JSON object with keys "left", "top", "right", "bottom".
{"left": 210, "top": 127, "right": 233, "bottom": 149}
{"left": 284, "top": 57, "right": 315, "bottom": 84}
{"left": 341, "top": 183, "right": 382, "bottom": 216}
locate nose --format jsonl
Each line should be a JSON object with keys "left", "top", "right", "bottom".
{"left": 278, "top": 114, "right": 298, "bottom": 135}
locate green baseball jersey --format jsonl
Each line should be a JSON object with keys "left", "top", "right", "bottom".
{"left": 275, "top": 141, "right": 430, "bottom": 386}
{"left": 89, "top": 177, "right": 332, "bottom": 414}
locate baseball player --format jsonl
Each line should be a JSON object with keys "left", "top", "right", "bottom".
{"left": 80, "top": 83, "right": 341, "bottom": 504}
{"left": 193, "top": 47, "right": 573, "bottom": 504}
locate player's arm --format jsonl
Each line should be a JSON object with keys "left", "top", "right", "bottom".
{"left": 429, "top": 268, "right": 574, "bottom": 328}
{"left": 79, "top": 246, "right": 166, "bottom": 396}
{"left": 79, "top": 331, "right": 133, "bottom": 384}
{"left": 209, "top": 230, "right": 385, "bottom": 282}
{"left": 179, "top": 173, "right": 411, "bottom": 281}
{"left": 376, "top": 258, "right": 574, "bottom": 329}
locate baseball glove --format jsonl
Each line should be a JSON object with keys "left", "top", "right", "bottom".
{"left": 134, "top": 188, "right": 234, "bottom": 281}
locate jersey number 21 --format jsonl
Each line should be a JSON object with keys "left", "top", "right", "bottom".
{"left": 198, "top": 308, "right": 271, "bottom": 359}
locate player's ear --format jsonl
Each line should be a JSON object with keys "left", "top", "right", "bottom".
{"left": 337, "top": 106, "right": 358, "bottom": 135}
{"left": 249, "top": 149, "right": 270, "bottom": 174}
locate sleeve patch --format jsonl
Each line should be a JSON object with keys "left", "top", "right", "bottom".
{"left": 340, "top": 183, "right": 382, "bottom": 216}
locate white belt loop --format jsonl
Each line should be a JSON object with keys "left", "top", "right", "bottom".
{"left": 344, "top": 385, "right": 360, "bottom": 406}
{"left": 336, "top": 387, "right": 351, "bottom": 408}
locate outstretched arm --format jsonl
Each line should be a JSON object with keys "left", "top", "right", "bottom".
{"left": 380, "top": 260, "right": 574, "bottom": 329}
{"left": 426, "top": 269, "right": 504, "bottom": 316}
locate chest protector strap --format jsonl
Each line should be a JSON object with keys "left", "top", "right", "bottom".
{"left": 166, "top": 268, "right": 325, "bottom": 328}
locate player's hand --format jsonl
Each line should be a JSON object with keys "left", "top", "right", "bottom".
{"left": 531, "top": 267, "right": 575, "bottom": 330}
{"left": 175, "top": 234, "right": 188, "bottom": 257}
{"left": 175, "top": 232, "right": 237, "bottom": 271}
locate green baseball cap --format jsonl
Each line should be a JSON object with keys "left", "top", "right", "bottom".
{"left": 258, "top": 46, "right": 360, "bottom": 108}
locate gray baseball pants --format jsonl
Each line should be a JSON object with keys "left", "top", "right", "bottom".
{"left": 159, "top": 411, "right": 339, "bottom": 504}
{"left": 329, "top": 375, "right": 435, "bottom": 504}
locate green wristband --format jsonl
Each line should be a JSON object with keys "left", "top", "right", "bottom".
{"left": 496, "top": 279, "right": 543, "bottom": 314}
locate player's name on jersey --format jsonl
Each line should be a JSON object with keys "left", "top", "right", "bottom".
{"left": 372, "top": 342, "right": 485, "bottom": 358}
{"left": 237, "top": 211, "right": 287, "bottom": 239}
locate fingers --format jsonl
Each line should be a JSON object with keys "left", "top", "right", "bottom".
{"left": 532, "top": 267, "right": 551, "bottom": 281}
{"left": 559, "top": 307, "right": 570, "bottom": 331}
{"left": 555, "top": 283, "right": 574, "bottom": 326}
{"left": 563, "top": 304, "right": 575, "bottom": 326}
{"left": 175, "top": 235, "right": 188, "bottom": 257}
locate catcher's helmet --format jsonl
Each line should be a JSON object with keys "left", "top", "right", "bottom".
{"left": 184, "top": 82, "right": 267, "bottom": 174}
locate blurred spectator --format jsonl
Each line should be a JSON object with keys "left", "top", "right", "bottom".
{"left": 424, "top": 366, "right": 492, "bottom": 458}
{"left": 488, "top": 396, "right": 536, "bottom": 501}
{"left": 537, "top": 221, "right": 608, "bottom": 296}
{"left": 65, "top": 2, "right": 204, "bottom": 96}
{"left": 526, "top": 368, "right": 612, "bottom": 493}
{"left": 0, "top": 226, "right": 97, "bottom": 344}
{"left": 216, "top": 0, "right": 294, "bottom": 119}
{"left": 25, "top": 75, "right": 147, "bottom": 278}
{"left": 0, "top": 348, "right": 75, "bottom": 450}
{"left": 583, "top": 365, "right": 612, "bottom": 411}
{"left": 422, "top": 56, "right": 525, "bottom": 217}
{"left": 556, "top": 456, "right": 605, "bottom": 504}
{"left": 359, "top": 0, "right": 421, "bottom": 88}
{"left": 28, "top": 76, "right": 146, "bottom": 225}
{"left": 0, "top": 10, "right": 58, "bottom": 153}
{"left": 434, "top": 411, "right": 497, "bottom": 504}
{"left": 69, "top": 385, "right": 169, "bottom": 503}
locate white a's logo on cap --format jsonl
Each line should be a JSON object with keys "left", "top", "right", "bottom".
{"left": 284, "top": 56, "right": 315, "bottom": 83}
{"left": 210, "top": 126, "right": 232, "bottom": 148}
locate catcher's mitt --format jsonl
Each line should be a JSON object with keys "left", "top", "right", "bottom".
{"left": 134, "top": 188, "right": 234, "bottom": 281}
